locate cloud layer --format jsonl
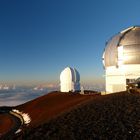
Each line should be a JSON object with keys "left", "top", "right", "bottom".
{"left": 0, "top": 83, "right": 105, "bottom": 107}
{"left": 0, "top": 88, "right": 50, "bottom": 106}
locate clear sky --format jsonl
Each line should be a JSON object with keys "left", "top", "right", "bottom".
{"left": 0, "top": 0, "right": 140, "bottom": 85}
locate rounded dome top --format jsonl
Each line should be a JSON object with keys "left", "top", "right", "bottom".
{"left": 103, "top": 26, "right": 140, "bottom": 67}
{"left": 60, "top": 67, "right": 80, "bottom": 83}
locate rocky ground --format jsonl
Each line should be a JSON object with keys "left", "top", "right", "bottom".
{"left": 1, "top": 91, "right": 98, "bottom": 139}
{"left": 7, "top": 92, "right": 140, "bottom": 140}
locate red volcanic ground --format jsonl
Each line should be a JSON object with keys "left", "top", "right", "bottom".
{"left": 0, "top": 114, "right": 15, "bottom": 135}
{"left": 0, "top": 91, "right": 98, "bottom": 137}
{"left": 16, "top": 92, "right": 97, "bottom": 127}
{"left": 18, "top": 92, "right": 140, "bottom": 140}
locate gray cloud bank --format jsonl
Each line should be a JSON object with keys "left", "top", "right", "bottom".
{"left": 0, "top": 87, "right": 57, "bottom": 106}
{"left": 0, "top": 84, "right": 105, "bottom": 107}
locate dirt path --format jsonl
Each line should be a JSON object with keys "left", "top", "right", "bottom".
{"left": 0, "top": 112, "right": 21, "bottom": 138}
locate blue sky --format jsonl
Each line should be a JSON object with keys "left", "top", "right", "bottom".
{"left": 0, "top": 0, "right": 140, "bottom": 85}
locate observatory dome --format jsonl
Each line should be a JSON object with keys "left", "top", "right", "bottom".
{"left": 103, "top": 26, "right": 140, "bottom": 93}
{"left": 60, "top": 67, "right": 80, "bottom": 92}
{"left": 103, "top": 26, "right": 140, "bottom": 67}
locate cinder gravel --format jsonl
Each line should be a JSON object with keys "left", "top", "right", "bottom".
{"left": 7, "top": 92, "right": 140, "bottom": 140}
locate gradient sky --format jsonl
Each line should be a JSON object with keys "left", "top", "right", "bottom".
{"left": 0, "top": 0, "right": 140, "bottom": 85}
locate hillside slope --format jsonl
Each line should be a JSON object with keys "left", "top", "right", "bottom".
{"left": 16, "top": 91, "right": 97, "bottom": 127}
{"left": 14, "top": 92, "right": 140, "bottom": 140}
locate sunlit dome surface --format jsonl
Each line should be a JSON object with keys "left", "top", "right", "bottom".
{"left": 60, "top": 67, "right": 80, "bottom": 83}
{"left": 60, "top": 67, "right": 80, "bottom": 92}
{"left": 103, "top": 26, "right": 140, "bottom": 67}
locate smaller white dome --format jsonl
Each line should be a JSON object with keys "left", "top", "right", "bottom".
{"left": 60, "top": 67, "right": 80, "bottom": 92}
{"left": 60, "top": 67, "right": 80, "bottom": 83}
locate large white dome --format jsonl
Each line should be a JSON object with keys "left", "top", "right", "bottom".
{"left": 60, "top": 67, "right": 80, "bottom": 92}
{"left": 103, "top": 26, "right": 140, "bottom": 68}
{"left": 103, "top": 26, "right": 140, "bottom": 93}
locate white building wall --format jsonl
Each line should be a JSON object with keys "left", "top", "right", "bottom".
{"left": 60, "top": 81, "right": 74, "bottom": 92}
{"left": 105, "top": 64, "right": 140, "bottom": 93}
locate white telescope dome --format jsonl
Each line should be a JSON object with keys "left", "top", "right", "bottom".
{"left": 60, "top": 67, "right": 80, "bottom": 92}
{"left": 103, "top": 26, "right": 140, "bottom": 94}
{"left": 103, "top": 26, "right": 140, "bottom": 67}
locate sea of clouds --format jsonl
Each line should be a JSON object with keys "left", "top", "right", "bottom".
{"left": 0, "top": 87, "right": 58, "bottom": 106}
{"left": 0, "top": 83, "right": 105, "bottom": 107}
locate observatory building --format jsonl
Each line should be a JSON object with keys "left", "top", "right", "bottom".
{"left": 103, "top": 26, "right": 140, "bottom": 93}
{"left": 60, "top": 67, "right": 81, "bottom": 92}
